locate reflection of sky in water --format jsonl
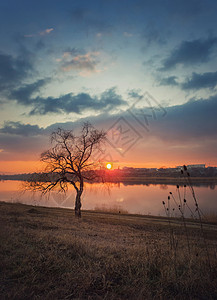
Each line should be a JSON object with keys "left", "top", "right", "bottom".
{"left": 0, "top": 181, "right": 216, "bottom": 217}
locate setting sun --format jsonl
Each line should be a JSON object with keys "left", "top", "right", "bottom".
{"left": 106, "top": 163, "right": 112, "bottom": 170}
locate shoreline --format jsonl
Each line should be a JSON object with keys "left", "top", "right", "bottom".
{"left": 105, "top": 176, "right": 217, "bottom": 185}
{"left": 1, "top": 201, "right": 217, "bottom": 226}
{"left": 1, "top": 176, "right": 217, "bottom": 185}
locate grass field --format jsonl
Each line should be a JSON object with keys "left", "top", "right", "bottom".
{"left": 0, "top": 202, "right": 217, "bottom": 299}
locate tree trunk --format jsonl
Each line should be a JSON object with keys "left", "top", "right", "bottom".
{"left": 75, "top": 191, "right": 82, "bottom": 218}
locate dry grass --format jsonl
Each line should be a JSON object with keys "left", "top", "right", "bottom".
{"left": 94, "top": 205, "right": 129, "bottom": 214}
{"left": 202, "top": 213, "right": 217, "bottom": 224}
{"left": 0, "top": 202, "right": 217, "bottom": 299}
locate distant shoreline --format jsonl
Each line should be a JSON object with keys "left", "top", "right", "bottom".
{"left": 105, "top": 176, "right": 217, "bottom": 184}
{"left": 1, "top": 176, "right": 217, "bottom": 186}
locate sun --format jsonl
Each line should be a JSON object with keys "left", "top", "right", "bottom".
{"left": 106, "top": 163, "right": 112, "bottom": 170}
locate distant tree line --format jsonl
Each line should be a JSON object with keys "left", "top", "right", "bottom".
{"left": 1, "top": 166, "right": 217, "bottom": 182}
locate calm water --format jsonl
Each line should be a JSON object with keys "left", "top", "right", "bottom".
{"left": 0, "top": 180, "right": 216, "bottom": 217}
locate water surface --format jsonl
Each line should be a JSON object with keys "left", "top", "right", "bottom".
{"left": 0, "top": 180, "right": 216, "bottom": 217}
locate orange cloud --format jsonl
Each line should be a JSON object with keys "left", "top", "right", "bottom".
{"left": 58, "top": 51, "right": 101, "bottom": 76}
{"left": 39, "top": 28, "right": 54, "bottom": 36}
{"left": 24, "top": 28, "right": 54, "bottom": 38}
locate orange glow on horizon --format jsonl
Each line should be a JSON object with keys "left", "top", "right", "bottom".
{"left": 0, "top": 159, "right": 216, "bottom": 175}
{"left": 0, "top": 161, "right": 43, "bottom": 174}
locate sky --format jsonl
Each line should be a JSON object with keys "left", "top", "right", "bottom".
{"left": 0, "top": 0, "right": 217, "bottom": 173}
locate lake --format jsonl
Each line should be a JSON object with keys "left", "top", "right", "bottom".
{"left": 0, "top": 180, "right": 216, "bottom": 217}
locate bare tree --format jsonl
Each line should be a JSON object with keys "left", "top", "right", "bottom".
{"left": 26, "top": 122, "right": 106, "bottom": 217}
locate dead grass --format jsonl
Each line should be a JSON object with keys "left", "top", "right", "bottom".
{"left": 0, "top": 202, "right": 217, "bottom": 299}
{"left": 94, "top": 205, "right": 129, "bottom": 214}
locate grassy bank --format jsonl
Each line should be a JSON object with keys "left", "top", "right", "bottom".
{"left": 0, "top": 202, "right": 217, "bottom": 299}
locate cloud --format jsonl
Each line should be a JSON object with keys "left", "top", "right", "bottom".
{"left": 157, "top": 71, "right": 217, "bottom": 90}
{"left": 0, "top": 121, "right": 48, "bottom": 160}
{"left": 24, "top": 28, "right": 54, "bottom": 38}
{"left": 123, "top": 32, "right": 133, "bottom": 37}
{"left": 57, "top": 50, "right": 100, "bottom": 75}
{"left": 28, "top": 87, "right": 127, "bottom": 115}
{"left": 128, "top": 89, "right": 143, "bottom": 100}
{"left": 161, "top": 37, "right": 217, "bottom": 70}
{"left": 181, "top": 71, "right": 217, "bottom": 90}
{"left": 70, "top": 92, "right": 217, "bottom": 143}
{"left": 39, "top": 28, "right": 54, "bottom": 36}
{"left": 0, "top": 52, "right": 33, "bottom": 92}
{"left": 125, "top": 92, "right": 217, "bottom": 142}
{"left": 56, "top": 48, "right": 84, "bottom": 59}
{"left": 7, "top": 74, "right": 127, "bottom": 115}
{"left": 151, "top": 94, "right": 217, "bottom": 141}
{"left": 9, "top": 78, "right": 50, "bottom": 105}
{"left": 159, "top": 76, "right": 178, "bottom": 86}
{"left": 0, "top": 133, "right": 48, "bottom": 160}
{"left": 1, "top": 95, "right": 217, "bottom": 162}
{"left": 0, "top": 121, "right": 44, "bottom": 136}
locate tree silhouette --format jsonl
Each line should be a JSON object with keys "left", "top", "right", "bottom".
{"left": 26, "top": 122, "right": 106, "bottom": 217}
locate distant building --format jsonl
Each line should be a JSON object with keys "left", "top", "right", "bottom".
{"left": 175, "top": 166, "right": 183, "bottom": 169}
{"left": 176, "top": 164, "right": 206, "bottom": 169}
{"left": 187, "top": 164, "right": 206, "bottom": 169}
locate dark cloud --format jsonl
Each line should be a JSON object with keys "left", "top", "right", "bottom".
{"left": 121, "top": 92, "right": 217, "bottom": 142}
{"left": 151, "top": 94, "right": 217, "bottom": 141}
{"left": 9, "top": 79, "right": 50, "bottom": 105}
{"left": 5, "top": 85, "right": 217, "bottom": 142}
{"left": 0, "top": 52, "right": 33, "bottom": 92}
{"left": 1, "top": 95, "right": 217, "bottom": 161}
{"left": 0, "top": 121, "right": 44, "bottom": 136}
{"left": 128, "top": 89, "right": 143, "bottom": 100}
{"left": 7, "top": 76, "right": 127, "bottom": 116}
{"left": 157, "top": 71, "right": 217, "bottom": 90}
{"left": 28, "top": 87, "right": 127, "bottom": 115}
{"left": 181, "top": 71, "right": 217, "bottom": 90}
{"left": 39, "top": 94, "right": 217, "bottom": 144}
{"left": 159, "top": 76, "right": 178, "bottom": 86}
{"left": 0, "top": 121, "right": 48, "bottom": 160}
{"left": 161, "top": 37, "right": 217, "bottom": 70}
{"left": 0, "top": 133, "right": 48, "bottom": 161}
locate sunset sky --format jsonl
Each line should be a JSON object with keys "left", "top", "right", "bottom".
{"left": 1, "top": 0, "right": 217, "bottom": 174}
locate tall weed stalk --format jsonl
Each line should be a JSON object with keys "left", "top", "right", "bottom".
{"left": 162, "top": 165, "right": 212, "bottom": 272}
